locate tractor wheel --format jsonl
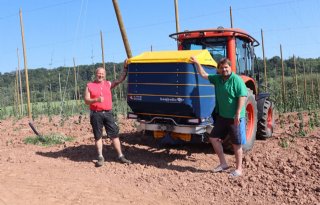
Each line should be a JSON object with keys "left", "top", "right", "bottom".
{"left": 257, "top": 100, "right": 275, "bottom": 139}
{"left": 223, "top": 89, "right": 257, "bottom": 153}
{"left": 243, "top": 90, "right": 258, "bottom": 151}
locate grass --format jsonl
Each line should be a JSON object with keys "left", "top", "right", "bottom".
{"left": 24, "top": 133, "right": 74, "bottom": 146}
{"left": 278, "top": 138, "right": 289, "bottom": 148}
{"left": 278, "top": 137, "right": 296, "bottom": 149}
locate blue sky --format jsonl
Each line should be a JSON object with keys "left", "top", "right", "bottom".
{"left": 1, "top": 0, "right": 319, "bottom": 74}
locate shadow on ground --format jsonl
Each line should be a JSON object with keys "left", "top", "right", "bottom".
{"left": 36, "top": 131, "right": 216, "bottom": 173}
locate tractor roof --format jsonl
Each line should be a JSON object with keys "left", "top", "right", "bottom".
{"left": 169, "top": 27, "right": 260, "bottom": 47}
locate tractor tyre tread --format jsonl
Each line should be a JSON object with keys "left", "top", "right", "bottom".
{"left": 257, "top": 100, "right": 274, "bottom": 140}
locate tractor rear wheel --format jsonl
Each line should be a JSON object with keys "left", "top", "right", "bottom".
{"left": 257, "top": 100, "right": 274, "bottom": 139}
{"left": 242, "top": 89, "right": 257, "bottom": 151}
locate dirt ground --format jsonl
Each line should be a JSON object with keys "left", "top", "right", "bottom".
{"left": 0, "top": 112, "right": 319, "bottom": 205}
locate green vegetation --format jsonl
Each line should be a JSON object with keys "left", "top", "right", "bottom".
{"left": 24, "top": 133, "right": 74, "bottom": 146}
{"left": 255, "top": 56, "right": 320, "bottom": 113}
{"left": 0, "top": 57, "right": 319, "bottom": 120}
{"left": 0, "top": 62, "right": 128, "bottom": 120}
{"left": 297, "top": 112, "right": 307, "bottom": 137}
{"left": 278, "top": 137, "right": 290, "bottom": 148}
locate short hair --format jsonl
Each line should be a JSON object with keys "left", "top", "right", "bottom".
{"left": 95, "top": 67, "right": 105, "bottom": 74}
{"left": 218, "top": 58, "right": 231, "bottom": 68}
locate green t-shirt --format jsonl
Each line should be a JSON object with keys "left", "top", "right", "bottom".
{"left": 208, "top": 72, "right": 247, "bottom": 119}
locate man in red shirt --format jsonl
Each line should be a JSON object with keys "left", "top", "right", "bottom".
{"left": 84, "top": 60, "right": 131, "bottom": 167}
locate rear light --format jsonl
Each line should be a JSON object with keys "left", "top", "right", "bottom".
{"left": 187, "top": 118, "right": 200, "bottom": 124}
{"left": 172, "top": 133, "right": 191, "bottom": 142}
{"left": 127, "top": 113, "right": 138, "bottom": 119}
{"left": 154, "top": 131, "right": 165, "bottom": 139}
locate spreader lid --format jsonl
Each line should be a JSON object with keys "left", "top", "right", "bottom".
{"left": 128, "top": 50, "right": 217, "bottom": 67}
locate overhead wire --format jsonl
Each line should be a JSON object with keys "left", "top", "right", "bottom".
{"left": 1, "top": 0, "right": 319, "bottom": 71}
{"left": 0, "top": 0, "right": 79, "bottom": 20}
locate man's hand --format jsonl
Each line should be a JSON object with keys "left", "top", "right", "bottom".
{"left": 97, "top": 96, "right": 104, "bottom": 103}
{"left": 234, "top": 113, "right": 240, "bottom": 125}
{"left": 124, "top": 59, "right": 128, "bottom": 71}
{"left": 190, "top": 56, "right": 199, "bottom": 64}
{"left": 189, "top": 56, "right": 209, "bottom": 80}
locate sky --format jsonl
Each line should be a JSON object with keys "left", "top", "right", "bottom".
{"left": 1, "top": 0, "right": 320, "bottom": 74}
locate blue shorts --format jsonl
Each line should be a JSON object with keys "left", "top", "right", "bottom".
{"left": 210, "top": 115, "right": 246, "bottom": 145}
{"left": 90, "top": 110, "right": 119, "bottom": 140}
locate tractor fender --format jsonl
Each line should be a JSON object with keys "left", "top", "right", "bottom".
{"left": 240, "top": 75, "right": 257, "bottom": 95}
{"left": 256, "top": 93, "right": 271, "bottom": 120}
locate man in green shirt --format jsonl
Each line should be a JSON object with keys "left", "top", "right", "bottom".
{"left": 190, "top": 57, "right": 247, "bottom": 177}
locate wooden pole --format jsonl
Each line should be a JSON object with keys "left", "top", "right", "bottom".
{"left": 280, "top": 44, "right": 286, "bottom": 111}
{"left": 174, "top": 0, "right": 180, "bottom": 49}
{"left": 274, "top": 65, "right": 277, "bottom": 96}
{"left": 0, "top": 88, "right": 2, "bottom": 108}
{"left": 58, "top": 72, "right": 63, "bottom": 115}
{"left": 14, "top": 67, "right": 19, "bottom": 114}
{"left": 73, "top": 58, "right": 78, "bottom": 101}
{"left": 317, "top": 73, "right": 320, "bottom": 107}
{"left": 303, "top": 61, "right": 307, "bottom": 103}
{"left": 77, "top": 64, "right": 81, "bottom": 101}
{"left": 17, "top": 48, "right": 24, "bottom": 115}
{"left": 112, "top": 0, "right": 132, "bottom": 58}
{"left": 59, "top": 73, "right": 62, "bottom": 102}
{"left": 18, "top": 61, "right": 24, "bottom": 115}
{"left": 113, "top": 64, "right": 119, "bottom": 102}
{"left": 310, "top": 65, "right": 314, "bottom": 104}
{"left": 261, "top": 29, "right": 267, "bottom": 91}
{"left": 16, "top": 67, "right": 20, "bottom": 109}
{"left": 293, "top": 55, "right": 299, "bottom": 96}
{"left": 100, "top": 30, "right": 105, "bottom": 69}
{"left": 230, "top": 6, "right": 233, "bottom": 28}
{"left": 19, "top": 8, "right": 31, "bottom": 119}
{"left": 174, "top": 0, "right": 180, "bottom": 33}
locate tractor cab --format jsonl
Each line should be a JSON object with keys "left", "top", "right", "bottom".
{"left": 170, "top": 27, "right": 260, "bottom": 94}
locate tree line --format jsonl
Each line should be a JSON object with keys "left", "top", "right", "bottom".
{"left": 0, "top": 62, "right": 125, "bottom": 108}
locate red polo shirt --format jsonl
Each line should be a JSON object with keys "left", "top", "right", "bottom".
{"left": 87, "top": 80, "right": 112, "bottom": 111}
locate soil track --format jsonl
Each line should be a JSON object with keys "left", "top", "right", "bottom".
{"left": 0, "top": 113, "right": 319, "bottom": 205}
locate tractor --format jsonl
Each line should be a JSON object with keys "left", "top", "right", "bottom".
{"left": 126, "top": 27, "right": 275, "bottom": 151}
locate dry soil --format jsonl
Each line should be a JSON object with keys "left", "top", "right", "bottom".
{"left": 0, "top": 112, "right": 319, "bottom": 205}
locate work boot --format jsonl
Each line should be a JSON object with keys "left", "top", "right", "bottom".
{"left": 95, "top": 156, "right": 104, "bottom": 167}
{"left": 118, "top": 155, "right": 132, "bottom": 164}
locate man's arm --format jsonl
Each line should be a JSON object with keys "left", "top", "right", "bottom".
{"left": 190, "top": 56, "right": 209, "bottom": 80}
{"left": 84, "top": 86, "right": 103, "bottom": 105}
{"left": 111, "top": 59, "right": 128, "bottom": 89}
{"left": 234, "top": 96, "right": 247, "bottom": 125}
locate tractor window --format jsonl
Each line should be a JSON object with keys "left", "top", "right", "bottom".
{"left": 236, "top": 38, "right": 253, "bottom": 76}
{"left": 189, "top": 44, "right": 202, "bottom": 50}
{"left": 181, "top": 37, "right": 227, "bottom": 62}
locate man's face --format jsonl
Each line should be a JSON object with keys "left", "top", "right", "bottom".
{"left": 219, "top": 63, "right": 232, "bottom": 77}
{"left": 95, "top": 68, "right": 105, "bottom": 82}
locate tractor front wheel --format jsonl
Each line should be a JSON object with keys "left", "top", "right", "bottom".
{"left": 242, "top": 90, "right": 257, "bottom": 151}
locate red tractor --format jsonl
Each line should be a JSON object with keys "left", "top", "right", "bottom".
{"left": 170, "top": 27, "right": 275, "bottom": 147}
{"left": 127, "top": 27, "right": 275, "bottom": 151}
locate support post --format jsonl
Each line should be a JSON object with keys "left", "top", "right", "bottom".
{"left": 19, "top": 8, "right": 31, "bottom": 119}
{"left": 112, "top": 0, "right": 132, "bottom": 58}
